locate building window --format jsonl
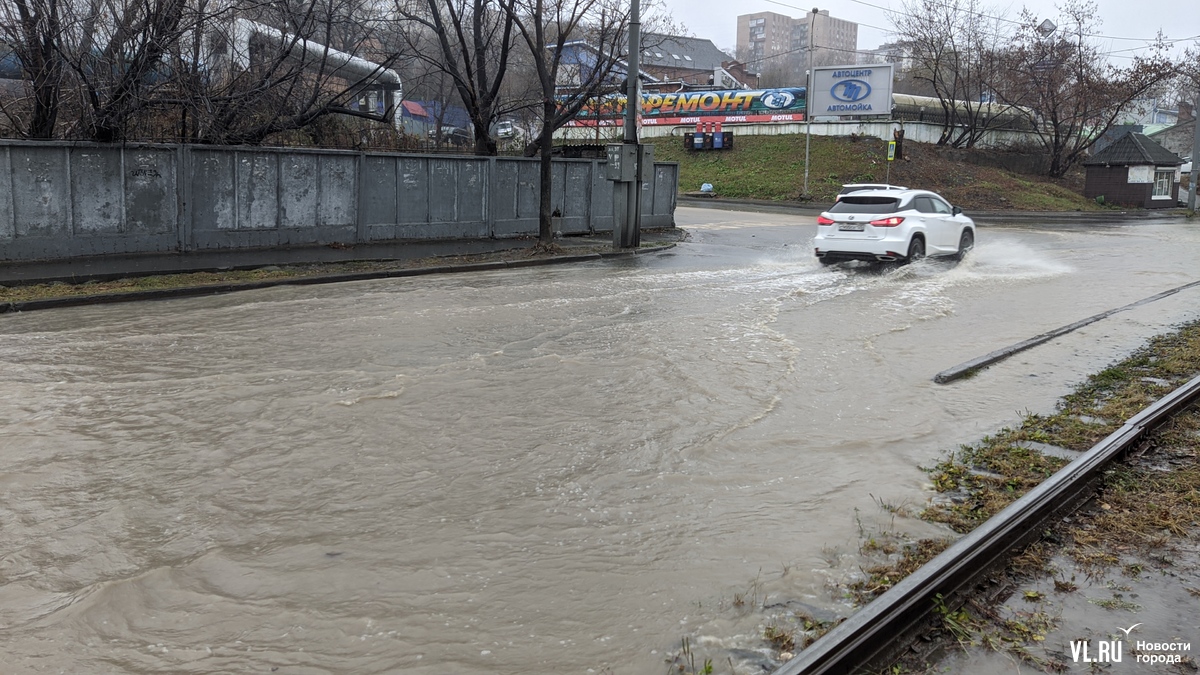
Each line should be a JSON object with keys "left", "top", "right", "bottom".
{"left": 1152, "top": 169, "right": 1173, "bottom": 199}
{"left": 683, "top": 55, "right": 692, "bottom": 61}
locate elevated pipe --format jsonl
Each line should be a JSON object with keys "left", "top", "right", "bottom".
{"left": 227, "top": 18, "right": 403, "bottom": 127}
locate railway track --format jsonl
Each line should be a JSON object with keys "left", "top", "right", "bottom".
{"left": 773, "top": 373, "right": 1200, "bottom": 675}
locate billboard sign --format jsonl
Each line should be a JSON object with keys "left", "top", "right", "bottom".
{"left": 809, "top": 64, "right": 894, "bottom": 117}
{"left": 566, "top": 87, "right": 807, "bottom": 127}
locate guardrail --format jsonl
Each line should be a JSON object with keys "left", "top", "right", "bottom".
{"left": 775, "top": 372, "right": 1200, "bottom": 675}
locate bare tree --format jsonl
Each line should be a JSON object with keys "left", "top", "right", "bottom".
{"left": 65, "top": 0, "right": 188, "bottom": 141}
{"left": 755, "top": 59, "right": 795, "bottom": 89}
{"left": 990, "top": 0, "right": 1178, "bottom": 177}
{"left": 183, "top": 0, "right": 403, "bottom": 145}
{"left": 0, "top": 0, "right": 66, "bottom": 137}
{"left": 506, "top": 0, "right": 638, "bottom": 246}
{"left": 0, "top": 0, "right": 407, "bottom": 144}
{"left": 392, "top": 0, "right": 518, "bottom": 155}
{"left": 891, "top": 0, "right": 1013, "bottom": 147}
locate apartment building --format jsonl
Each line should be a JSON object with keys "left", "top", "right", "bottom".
{"left": 736, "top": 10, "right": 858, "bottom": 85}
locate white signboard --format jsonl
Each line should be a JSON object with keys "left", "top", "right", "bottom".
{"left": 1127, "top": 166, "right": 1153, "bottom": 184}
{"left": 809, "top": 64, "right": 894, "bottom": 118}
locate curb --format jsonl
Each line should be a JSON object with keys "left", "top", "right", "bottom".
{"left": 0, "top": 244, "right": 674, "bottom": 314}
{"left": 934, "top": 279, "right": 1200, "bottom": 383}
{"left": 677, "top": 196, "right": 1189, "bottom": 223}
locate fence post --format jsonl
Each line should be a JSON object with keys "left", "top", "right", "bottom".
{"left": 63, "top": 147, "right": 74, "bottom": 238}
{"left": 487, "top": 156, "right": 497, "bottom": 238}
{"left": 355, "top": 151, "right": 366, "bottom": 244}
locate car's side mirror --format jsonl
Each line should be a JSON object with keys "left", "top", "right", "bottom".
{"left": 952, "top": 206, "right": 963, "bottom": 216}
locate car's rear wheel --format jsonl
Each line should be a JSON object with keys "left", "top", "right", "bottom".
{"left": 955, "top": 229, "right": 975, "bottom": 260}
{"left": 905, "top": 237, "right": 925, "bottom": 263}
{"left": 818, "top": 256, "right": 837, "bottom": 266}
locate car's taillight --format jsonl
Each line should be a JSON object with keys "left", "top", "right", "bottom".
{"left": 817, "top": 215, "right": 835, "bottom": 225}
{"left": 869, "top": 216, "right": 905, "bottom": 227}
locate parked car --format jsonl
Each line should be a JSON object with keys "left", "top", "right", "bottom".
{"left": 429, "top": 125, "right": 471, "bottom": 146}
{"left": 814, "top": 188, "right": 975, "bottom": 265}
{"left": 835, "top": 183, "right": 908, "bottom": 201}
{"left": 495, "top": 120, "right": 516, "bottom": 139}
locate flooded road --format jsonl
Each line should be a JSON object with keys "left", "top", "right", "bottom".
{"left": 2, "top": 207, "right": 1200, "bottom": 674}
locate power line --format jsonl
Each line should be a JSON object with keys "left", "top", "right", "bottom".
{"left": 740, "top": 40, "right": 899, "bottom": 69}
{"left": 761, "top": 0, "right": 892, "bottom": 34}
{"left": 751, "top": 0, "right": 1194, "bottom": 47}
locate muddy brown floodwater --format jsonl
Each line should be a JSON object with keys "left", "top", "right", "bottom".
{"left": 2, "top": 208, "right": 1199, "bottom": 674}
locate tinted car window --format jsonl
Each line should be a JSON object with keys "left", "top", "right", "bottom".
{"left": 912, "top": 197, "right": 936, "bottom": 213}
{"left": 929, "top": 197, "right": 952, "bottom": 214}
{"left": 828, "top": 197, "right": 900, "bottom": 214}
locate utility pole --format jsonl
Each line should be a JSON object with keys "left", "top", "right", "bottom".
{"left": 609, "top": 0, "right": 645, "bottom": 249}
{"left": 1189, "top": 91, "right": 1199, "bottom": 214}
{"left": 802, "top": 8, "right": 818, "bottom": 199}
{"left": 624, "top": 0, "right": 640, "bottom": 147}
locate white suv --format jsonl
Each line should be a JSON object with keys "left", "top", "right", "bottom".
{"left": 813, "top": 189, "right": 975, "bottom": 265}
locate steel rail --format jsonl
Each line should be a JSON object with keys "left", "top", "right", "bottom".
{"left": 774, "top": 372, "right": 1200, "bottom": 675}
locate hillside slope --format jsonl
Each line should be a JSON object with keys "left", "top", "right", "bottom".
{"left": 648, "top": 134, "right": 1099, "bottom": 212}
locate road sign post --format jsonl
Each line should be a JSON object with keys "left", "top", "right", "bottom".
{"left": 886, "top": 140, "right": 896, "bottom": 183}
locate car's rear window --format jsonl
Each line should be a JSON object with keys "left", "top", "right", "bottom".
{"left": 828, "top": 197, "right": 900, "bottom": 213}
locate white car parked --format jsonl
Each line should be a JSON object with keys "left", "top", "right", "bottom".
{"left": 814, "top": 188, "right": 975, "bottom": 265}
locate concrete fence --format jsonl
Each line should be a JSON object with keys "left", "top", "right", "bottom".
{"left": 0, "top": 141, "right": 679, "bottom": 262}
{"left": 564, "top": 119, "right": 1042, "bottom": 150}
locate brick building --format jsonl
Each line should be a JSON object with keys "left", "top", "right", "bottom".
{"left": 1083, "top": 132, "right": 1184, "bottom": 208}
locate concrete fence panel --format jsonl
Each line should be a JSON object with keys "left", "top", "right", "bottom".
{"left": 557, "top": 160, "right": 593, "bottom": 234}
{"left": 71, "top": 148, "right": 123, "bottom": 234}
{"left": 362, "top": 154, "right": 400, "bottom": 231}
{"left": 0, "top": 148, "right": 12, "bottom": 241}
{"left": 280, "top": 153, "right": 319, "bottom": 229}
{"left": 0, "top": 140, "right": 678, "bottom": 263}
{"left": 591, "top": 163, "right": 615, "bottom": 234}
{"left": 650, "top": 164, "right": 678, "bottom": 227}
{"left": 11, "top": 145, "right": 68, "bottom": 240}
{"left": 125, "top": 148, "right": 178, "bottom": 238}
{"left": 191, "top": 149, "right": 236, "bottom": 233}
{"left": 317, "top": 154, "right": 356, "bottom": 229}
{"left": 493, "top": 158, "right": 541, "bottom": 238}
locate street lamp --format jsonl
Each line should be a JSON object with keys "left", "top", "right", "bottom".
{"left": 803, "top": 7, "right": 818, "bottom": 199}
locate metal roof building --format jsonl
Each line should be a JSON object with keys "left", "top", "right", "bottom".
{"left": 1083, "top": 132, "right": 1184, "bottom": 209}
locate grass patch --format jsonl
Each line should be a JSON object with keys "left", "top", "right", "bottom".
{"left": 764, "top": 612, "right": 843, "bottom": 655}
{"left": 848, "top": 537, "right": 953, "bottom": 605}
{"left": 1064, "top": 454, "right": 1200, "bottom": 573}
{"left": 843, "top": 319, "right": 1200, "bottom": 673}
{"left": 650, "top": 134, "right": 1100, "bottom": 211}
{"left": 923, "top": 319, "right": 1200, "bottom": 534}
{"left": 651, "top": 134, "right": 888, "bottom": 202}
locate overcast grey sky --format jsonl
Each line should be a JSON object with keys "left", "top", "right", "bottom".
{"left": 660, "top": 0, "right": 1200, "bottom": 63}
